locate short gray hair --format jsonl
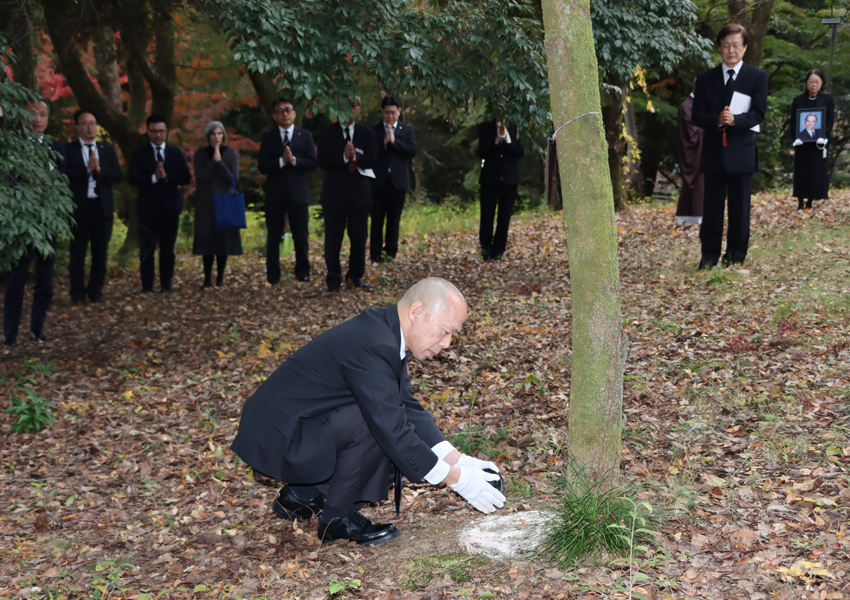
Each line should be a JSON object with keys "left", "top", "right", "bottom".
{"left": 204, "top": 121, "right": 226, "bottom": 143}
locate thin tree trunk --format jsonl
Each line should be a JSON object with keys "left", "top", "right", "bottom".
{"left": 601, "top": 85, "right": 626, "bottom": 210}
{"left": 248, "top": 70, "right": 279, "bottom": 127}
{"left": 540, "top": 0, "right": 627, "bottom": 487}
{"left": 623, "top": 94, "right": 642, "bottom": 200}
{"left": 727, "top": 0, "right": 747, "bottom": 24}
{"left": 2, "top": 0, "right": 39, "bottom": 90}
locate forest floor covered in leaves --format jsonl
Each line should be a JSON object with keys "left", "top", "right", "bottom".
{"left": 1, "top": 190, "right": 849, "bottom": 600}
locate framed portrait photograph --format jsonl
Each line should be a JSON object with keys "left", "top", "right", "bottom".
{"left": 796, "top": 108, "right": 826, "bottom": 143}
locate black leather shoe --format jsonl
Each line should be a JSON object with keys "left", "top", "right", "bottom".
{"left": 30, "top": 331, "right": 50, "bottom": 342}
{"left": 271, "top": 487, "right": 326, "bottom": 521}
{"left": 3, "top": 337, "right": 16, "bottom": 347}
{"left": 697, "top": 258, "right": 717, "bottom": 271}
{"left": 345, "top": 276, "right": 370, "bottom": 289}
{"left": 297, "top": 275, "right": 311, "bottom": 282}
{"left": 318, "top": 511, "right": 400, "bottom": 547}
{"left": 89, "top": 295, "right": 104, "bottom": 303}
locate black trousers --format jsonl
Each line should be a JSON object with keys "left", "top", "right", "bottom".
{"left": 479, "top": 183, "right": 518, "bottom": 258}
{"left": 370, "top": 181, "right": 406, "bottom": 262}
{"left": 700, "top": 172, "right": 753, "bottom": 266}
{"left": 69, "top": 200, "right": 112, "bottom": 302}
{"left": 324, "top": 202, "right": 368, "bottom": 289}
{"left": 290, "top": 403, "right": 393, "bottom": 506}
{"left": 4, "top": 243, "right": 54, "bottom": 340}
{"left": 266, "top": 200, "right": 310, "bottom": 283}
{"left": 138, "top": 210, "right": 180, "bottom": 291}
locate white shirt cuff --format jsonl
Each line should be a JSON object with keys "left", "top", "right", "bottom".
{"left": 151, "top": 174, "right": 157, "bottom": 184}
{"left": 343, "top": 153, "right": 349, "bottom": 164}
{"left": 431, "top": 440, "right": 456, "bottom": 461}
{"left": 291, "top": 157, "right": 297, "bottom": 166}
{"left": 279, "top": 157, "right": 284, "bottom": 168}
{"left": 424, "top": 459, "right": 451, "bottom": 485}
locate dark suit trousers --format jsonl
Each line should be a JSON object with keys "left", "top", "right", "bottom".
{"left": 370, "top": 181, "right": 406, "bottom": 261}
{"left": 699, "top": 172, "right": 753, "bottom": 265}
{"left": 266, "top": 199, "right": 310, "bottom": 283}
{"left": 69, "top": 200, "right": 112, "bottom": 301}
{"left": 138, "top": 211, "right": 180, "bottom": 291}
{"left": 324, "top": 203, "right": 368, "bottom": 287}
{"left": 289, "top": 403, "right": 393, "bottom": 506}
{"left": 479, "top": 183, "right": 517, "bottom": 258}
{"left": 4, "top": 243, "right": 55, "bottom": 340}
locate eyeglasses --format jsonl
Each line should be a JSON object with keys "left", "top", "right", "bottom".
{"left": 807, "top": 79, "right": 822, "bottom": 84}
{"left": 275, "top": 108, "right": 294, "bottom": 114}
{"left": 148, "top": 128, "right": 168, "bottom": 134}
{"left": 78, "top": 121, "right": 97, "bottom": 127}
{"left": 721, "top": 42, "right": 743, "bottom": 50}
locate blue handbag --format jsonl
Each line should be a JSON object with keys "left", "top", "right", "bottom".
{"left": 213, "top": 173, "right": 247, "bottom": 230}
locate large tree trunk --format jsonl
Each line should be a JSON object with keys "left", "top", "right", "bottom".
{"left": 541, "top": 0, "right": 627, "bottom": 486}
{"left": 744, "top": 0, "right": 774, "bottom": 68}
{"left": 248, "top": 71, "right": 279, "bottom": 127}
{"left": 1, "top": 0, "right": 39, "bottom": 90}
{"left": 92, "top": 24, "right": 123, "bottom": 112}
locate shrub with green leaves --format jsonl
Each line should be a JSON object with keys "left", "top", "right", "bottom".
{"left": 5, "top": 388, "right": 56, "bottom": 433}
{"left": 0, "top": 33, "right": 74, "bottom": 272}
{"left": 537, "top": 462, "right": 661, "bottom": 567}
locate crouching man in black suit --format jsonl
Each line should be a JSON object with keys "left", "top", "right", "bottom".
{"left": 317, "top": 96, "right": 377, "bottom": 292}
{"left": 231, "top": 277, "right": 505, "bottom": 546}
{"left": 692, "top": 23, "right": 768, "bottom": 269}
{"left": 128, "top": 114, "right": 192, "bottom": 292}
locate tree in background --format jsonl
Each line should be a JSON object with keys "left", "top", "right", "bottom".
{"left": 0, "top": 34, "right": 74, "bottom": 272}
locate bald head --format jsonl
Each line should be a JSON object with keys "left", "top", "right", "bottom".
{"left": 398, "top": 278, "right": 467, "bottom": 361}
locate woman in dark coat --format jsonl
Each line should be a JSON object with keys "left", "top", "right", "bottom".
{"left": 791, "top": 69, "right": 834, "bottom": 210}
{"left": 193, "top": 121, "right": 243, "bottom": 287}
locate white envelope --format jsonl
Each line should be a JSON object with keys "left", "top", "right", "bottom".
{"left": 730, "top": 91, "right": 760, "bottom": 133}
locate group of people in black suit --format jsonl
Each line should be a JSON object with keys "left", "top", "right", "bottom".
{"left": 259, "top": 95, "right": 419, "bottom": 292}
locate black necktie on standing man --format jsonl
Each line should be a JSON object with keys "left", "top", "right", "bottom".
{"left": 725, "top": 68, "right": 735, "bottom": 103}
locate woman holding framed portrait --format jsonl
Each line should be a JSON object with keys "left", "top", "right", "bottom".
{"left": 790, "top": 69, "right": 834, "bottom": 210}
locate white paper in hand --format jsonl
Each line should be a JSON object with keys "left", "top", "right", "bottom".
{"left": 730, "top": 91, "right": 760, "bottom": 133}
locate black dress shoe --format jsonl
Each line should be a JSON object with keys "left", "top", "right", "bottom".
{"left": 30, "top": 331, "right": 50, "bottom": 342}
{"left": 346, "top": 276, "right": 370, "bottom": 289}
{"left": 89, "top": 295, "right": 104, "bottom": 303}
{"left": 271, "top": 486, "right": 326, "bottom": 521}
{"left": 697, "top": 258, "right": 717, "bottom": 271}
{"left": 3, "top": 337, "right": 16, "bottom": 347}
{"left": 327, "top": 284, "right": 341, "bottom": 293}
{"left": 297, "top": 275, "right": 311, "bottom": 282}
{"left": 318, "top": 511, "right": 400, "bottom": 547}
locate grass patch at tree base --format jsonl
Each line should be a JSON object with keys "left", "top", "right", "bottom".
{"left": 399, "top": 554, "right": 489, "bottom": 591}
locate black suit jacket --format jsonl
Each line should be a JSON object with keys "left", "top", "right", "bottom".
{"left": 128, "top": 143, "right": 192, "bottom": 215}
{"left": 64, "top": 140, "right": 123, "bottom": 219}
{"left": 371, "top": 120, "right": 417, "bottom": 191}
{"left": 48, "top": 139, "right": 66, "bottom": 175}
{"left": 797, "top": 127, "right": 821, "bottom": 141}
{"left": 230, "top": 306, "right": 446, "bottom": 484}
{"left": 258, "top": 126, "right": 318, "bottom": 204}
{"left": 317, "top": 122, "right": 377, "bottom": 208}
{"left": 479, "top": 121, "right": 524, "bottom": 186}
{"left": 693, "top": 63, "right": 768, "bottom": 174}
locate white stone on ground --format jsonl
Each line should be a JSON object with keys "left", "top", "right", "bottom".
{"left": 458, "top": 510, "right": 550, "bottom": 560}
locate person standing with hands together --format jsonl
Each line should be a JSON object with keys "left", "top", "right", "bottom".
{"left": 64, "top": 109, "right": 123, "bottom": 305}
{"left": 129, "top": 114, "right": 192, "bottom": 293}
{"left": 692, "top": 23, "right": 768, "bottom": 270}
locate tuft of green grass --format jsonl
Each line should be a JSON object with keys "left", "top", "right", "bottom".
{"left": 399, "top": 554, "right": 487, "bottom": 591}
{"left": 536, "top": 462, "right": 661, "bottom": 568}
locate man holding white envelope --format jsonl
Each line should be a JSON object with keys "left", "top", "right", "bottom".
{"left": 692, "top": 23, "right": 768, "bottom": 270}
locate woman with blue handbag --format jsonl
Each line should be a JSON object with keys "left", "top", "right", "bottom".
{"left": 193, "top": 121, "right": 243, "bottom": 287}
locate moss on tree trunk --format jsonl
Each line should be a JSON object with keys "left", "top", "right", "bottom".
{"left": 541, "top": 0, "right": 628, "bottom": 487}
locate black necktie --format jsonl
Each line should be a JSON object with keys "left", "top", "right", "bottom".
{"left": 344, "top": 127, "right": 351, "bottom": 143}
{"left": 394, "top": 353, "right": 409, "bottom": 517}
{"left": 85, "top": 144, "right": 99, "bottom": 197}
{"left": 156, "top": 147, "right": 164, "bottom": 163}
{"left": 283, "top": 130, "right": 290, "bottom": 149}
{"left": 725, "top": 69, "right": 735, "bottom": 103}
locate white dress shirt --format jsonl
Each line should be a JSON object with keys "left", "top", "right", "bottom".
{"left": 79, "top": 139, "right": 99, "bottom": 198}
{"left": 722, "top": 60, "right": 744, "bottom": 84}
{"left": 278, "top": 125, "right": 297, "bottom": 168}
{"left": 341, "top": 121, "right": 374, "bottom": 179}
{"left": 151, "top": 142, "right": 166, "bottom": 183}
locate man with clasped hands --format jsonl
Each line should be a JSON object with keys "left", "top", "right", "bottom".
{"left": 231, "top": 278, "right": 505, "bottom": 547}
{"left": 692, "top": 23, "right": 768, "bottom": 270}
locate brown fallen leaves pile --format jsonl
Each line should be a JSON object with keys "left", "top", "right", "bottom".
{"left": 1, "top": 190, "right": 849, "bottom": 600}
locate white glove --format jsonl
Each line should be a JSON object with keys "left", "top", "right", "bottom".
{"left": 792, "top": 139, "right": 803, "bottom": 147}
{"left": 449, "top": 466, "right": 505, "bottom": 514}
{"left": 817, "top": 138, "right": 827, "bottom": 146}
{"left": 456, "top": 453, "right": 499, "bottom": 473}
